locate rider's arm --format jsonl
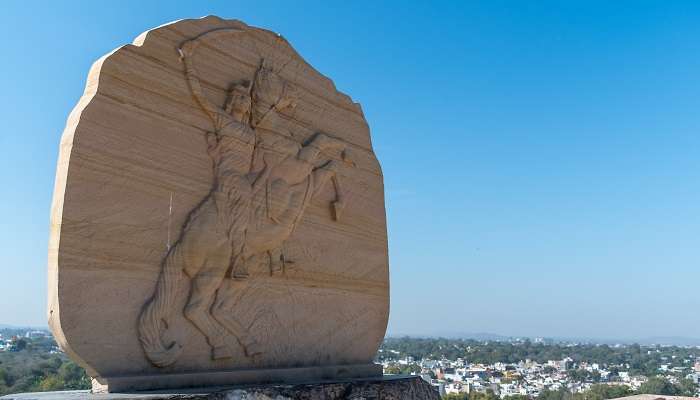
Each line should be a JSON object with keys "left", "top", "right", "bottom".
{"left": 180, "top": 40, "right": 223, "bottom": 127}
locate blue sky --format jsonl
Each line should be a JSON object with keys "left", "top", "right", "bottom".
{"left": 1, "top": 1, "right": 699, "bottom": 339}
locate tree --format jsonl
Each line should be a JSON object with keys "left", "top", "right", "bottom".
{"left": 677, "top": 378, "right": 699, "bottom": 397}
{"left": 14, "top": 339, "right": 27, "bottom": 351}
{"left": 470, "top": 389, "right": 500, "bottom": 400}
{"left": 37, "top": 375, "right": 63, "bottom": 392}
{"left": 401, "top": 363, "right": 422, "bottom": 375}
{"left": 384, "top": 365, "right": 401, "bottom": 375}
{"left": 0, "top": 368, "right": 10, "bottom": 387}
{"left": 538, "top": 387, "right": 571, "bottom": 400}
{"left": 637, "top": 377, "right": 679, "bottom": 396}
{"left": 567, "top": 370, "right": 587, "bottom": 382}
{"left": 583, "top": 384, "right": 632, "bottom": 400}
{"left": 57, "top": 362, "right": 90, "bottom": 389}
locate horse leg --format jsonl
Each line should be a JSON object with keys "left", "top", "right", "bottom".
{"left": 268, "top": 248, "right": 284, "bottom": 274}
{"left": 298, "top": 133, "right": 346, "bottom": 163}
{"left": 212, "top": 286, "right": 264, "bottom": 357}
{"left": 311, "top": 160, "right": 346, "bottom": 220}
{"left": 184, "top": 261, "right": 234, "bottom": 360}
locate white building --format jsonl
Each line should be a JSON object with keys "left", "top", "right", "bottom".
{"left": 686, "top": 373, "right": 700, "bottom": 385}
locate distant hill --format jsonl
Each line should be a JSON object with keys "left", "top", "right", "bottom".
{"left": 640, "top": 336, "right": 700, "bottom": 347}
{"left": 387, "top": 331, "right": 519, "bottom": 341}
{"left": 386, "top": 331, "right": 700, "bottom": 347}
{"left": 441, "top": 332, "right": 518, "bottom": 341}
{"left": 544, "top": 336, "right": 700, "bottom": 347}
{"left": 0, "top": 324, "right": 49, "bottom": 331}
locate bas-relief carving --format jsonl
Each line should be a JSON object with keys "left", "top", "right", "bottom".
{"left": 48, "top": 17, "right": 388, "bottom": 391}
{"left": 137, "top": 29, "right": 355, "bottom": 368}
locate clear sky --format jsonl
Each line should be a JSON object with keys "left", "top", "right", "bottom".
{"left": 1, "top": 1, "right": 699, "bottom": 339}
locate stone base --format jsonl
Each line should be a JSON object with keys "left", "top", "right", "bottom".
{"left": 1, "top": 375, "right": 438, "bottom": 400}
{"left": 93, "top": 363, "right": 382, "bottom": 393}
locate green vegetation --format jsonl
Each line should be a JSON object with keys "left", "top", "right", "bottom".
{"left": 537, "top": 385, "right": 632, "bottom": 400}
{"left": 637, "top": 376, "right": 698, "bottom": 396}
{"left": 384, "top": 363, "right": 422, "bottom": 375}
{"left": 444, "top": 392, "right": 531, "bottom": 400}
{"left": 567, "top": 370, "right": 601, "bottom": 383}
{"left": 443, "top": 390, "right": 501, "bottom": 400}
{"left": 535, "top": 378, "right": 697, "bottom": 400}
{"left": 441, "top": 380, "right": 695, "bottom": 400}
{"left": 0, "top": 333, "right": 90, "bottom": 395}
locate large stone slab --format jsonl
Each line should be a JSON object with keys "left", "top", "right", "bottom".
{"left": 48, "top": 16, "right": 388, "bottom": 392}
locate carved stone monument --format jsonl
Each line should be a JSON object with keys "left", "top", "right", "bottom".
{"left": 49, "top": 16, "right": 389, "bottom": 393}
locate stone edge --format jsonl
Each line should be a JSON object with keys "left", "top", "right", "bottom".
{"left": 92, "top": 363, "right": 383, "bottom": 393}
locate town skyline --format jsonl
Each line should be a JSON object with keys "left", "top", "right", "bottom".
{"left": 378, "top": 337, "right": 700, "bottom": 398}
{"left": 2, "top": 321, "right": 700, "bottom": 348}
{"left": 2, "top": 329, "right": 699, "bottom": 396}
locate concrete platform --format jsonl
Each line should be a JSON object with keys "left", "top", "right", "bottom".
{"left": 91, "top": 363, "right": 382, "bottom": 393}
{"left": 0, "top": 375, "right": 439, "bottom": 400}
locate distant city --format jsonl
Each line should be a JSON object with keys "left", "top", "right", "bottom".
{"left": 0, "top": 328, "right": 56, "bottom": 352}
{"left": 388, "top": 332, "right": 700, "bottom": 348}
{"left": 2, "top": 327, "right": 700, "bottom": 398}
{"left": 378, "top": 337, "right": 700, "bottom": 399}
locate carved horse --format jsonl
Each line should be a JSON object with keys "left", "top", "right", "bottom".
{"left": 137, "top": 29, "right": 353, "bottom": 368}
{"left": 234, "top": 132, "right": 352, "bottom": 278}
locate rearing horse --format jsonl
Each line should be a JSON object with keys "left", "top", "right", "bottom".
{"left": 137, "top": 29, "right": 353, "bottom": 368}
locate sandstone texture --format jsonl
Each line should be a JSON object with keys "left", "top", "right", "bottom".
{"left": 48, "top": 16, "right": 388, "bottom": 392}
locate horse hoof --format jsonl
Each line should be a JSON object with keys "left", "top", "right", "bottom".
{"left": 212, "top": 345, "right": 234, "bottom": 360}
{"left": 232, "top": 272, "right": 249, "bottom": 281}
{"left": 244, "top": 341, "right": 264, "bottom": 357}
{"left": 269, "top": 262, "right": 283, "bottom": 275}
{"left": 332, "top": 201, "right": 345, "bottom": 221}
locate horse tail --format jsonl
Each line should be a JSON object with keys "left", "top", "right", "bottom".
{"left": 137, "top": 244, "right": 185, "bottom": 367}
